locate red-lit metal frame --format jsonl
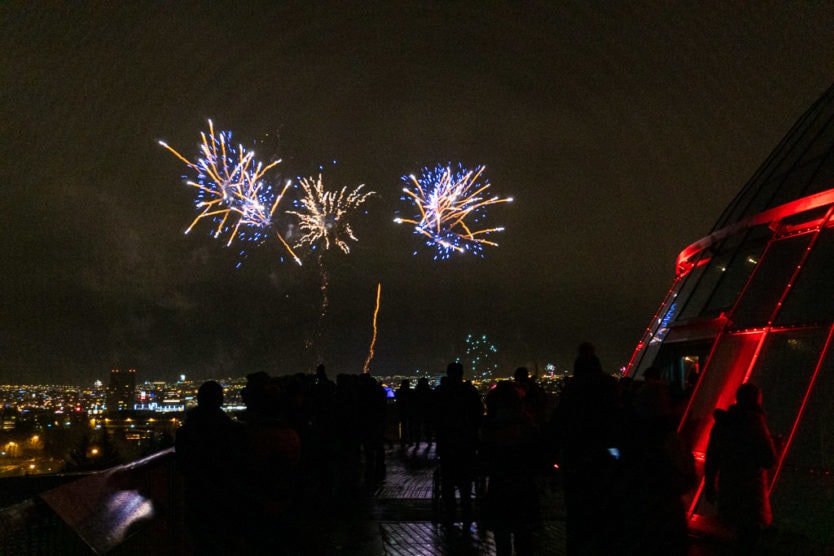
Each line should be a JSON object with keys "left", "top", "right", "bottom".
{"left": 623, "top": 275, "right": 684, "bottom": 376}
{"left": 627, "top": 191, "right": 834, "bottom": 523}
{"left": 675, "top": 189, "right": 834, "bottom": 276}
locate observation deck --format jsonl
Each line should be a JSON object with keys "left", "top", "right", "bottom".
{"left": 0, "top": 444, "right": 798, "bottom": 555}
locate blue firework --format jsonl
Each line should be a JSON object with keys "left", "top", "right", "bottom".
{"left": 394, "top": 162, "right": 512, "bottom": 260}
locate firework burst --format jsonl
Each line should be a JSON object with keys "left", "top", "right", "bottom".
{"left": 461, "top": 332, "right": 499, "bottom": 381}
{"left": 287, "top": 173, "right": 375, "bottom": 357}
{"left": 394, "top": 163, "right": 512, "bottom": 260}
{"left": 159, "top": 119, "right": 301, "bottom": 265}
{"left": 287, "top": 174, "right": 375, "bottom": 254}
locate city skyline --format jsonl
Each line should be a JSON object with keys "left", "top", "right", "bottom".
{"left": 4, "top": 3, "right": 834, "bottom": 384}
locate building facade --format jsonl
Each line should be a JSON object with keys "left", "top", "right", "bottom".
{"left": 106, "top": 369, "right": 136, "bottom": 412}
{"left": 626, "top": 83, "right": 834, "bottom": 547}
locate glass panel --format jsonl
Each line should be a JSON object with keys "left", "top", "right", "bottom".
{"left": 746, "top": 328, "right": 828, "bottom": 446}
{"left": 680, "top": 332, "right": 763, "bottom": 457}
{"left": 644, "top": 341, "right": 712, "bottom": 409}
{"left": 803, "top": 146, "right": 834, "bottom": 197}
{"left": 630, "top": 280, "right": 685, "bottom": 377}
{"left": 769, "top": 158, "right": 826, "bottom": 209}
{"left": 633, "top": 339, "right": 663, "bottom": 380}
{"left": 702, "top": 227, "right": 771, "bottom": 317}
{"left": 669, "top": 261, "right": 707, "bottom": 325}
{"left": 772, "top": 104, "right": 833, "bottom": 177}
{"left": 776, "top": 227, "right": 834, "bottom": 326}
{"left": 731, "top": 234, "right": 812, "bottom": 330}
{"left": 744, "top": 111, "right": 834, "bottom": 218}
{"left": 718, "top": 106, "right": 821, "bottom": 228}
{"left": 770, "top": 338, "right": 834, "bottom": 544}
{"left": 679, "top": 235, "right": 745, "bottom": 321}
{"left": 690, "top": 328, "right": 826, "bottom": 519}
{"left": 800, "top": 113, "right": 834, "bottom": 165}
{"left": 682, "top": 332, "right": 762, "bottom": 515}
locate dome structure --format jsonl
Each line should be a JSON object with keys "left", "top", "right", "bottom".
{"left": 626, "top": 82, "right": 834, "bottom": 547}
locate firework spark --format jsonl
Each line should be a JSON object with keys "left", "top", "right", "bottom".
{"left": 394, "top": 163, "right": 513, "bottom": 260}
{"left": 363, "top": 282, "right": 382, "bottom": 374}
{"left": 287, "top": 174, "right": 375, "bottom": 254}
{"left": 159, "top": 120, "right": 301, "bottom": 265}
{"left": 461, "top": 333, "right": 499, "bottom": 381}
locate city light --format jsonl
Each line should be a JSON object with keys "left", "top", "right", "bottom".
{"left": 0, "top": 367, "right": 568, "bottom": 479}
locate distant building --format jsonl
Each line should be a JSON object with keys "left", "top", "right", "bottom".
{"left": 106, "top": 369, "right": 136, "bottom": 412}
{"left": 136, "top": 381, "right": 185, "bottom": 412}
{"left": 626, "top": 82, "right": 834, "bottom": 548}
{"left": 1, "top": 407, "right": 17, "bottom": 431}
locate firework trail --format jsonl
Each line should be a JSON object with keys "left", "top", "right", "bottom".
{"left": 287, "top": 174, "right": 375, "bottom": 254}
{"left": 288, "top": 173, "right": 375, "bottom": 356}
{"left": 159, "top": 120, "right": 301, "bottom": 265}
{"left": 363, "top": 282, "right": 382, "bottom": 374}
{"left": 303, "top": 251, "right": 330, "bottom": 360}
{"left": 394, "top": 163, "right": 513, "bottom": 260}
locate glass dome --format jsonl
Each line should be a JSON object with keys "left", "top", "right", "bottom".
{"left": 626, "top": 82, "right": 834, "bottom": 549}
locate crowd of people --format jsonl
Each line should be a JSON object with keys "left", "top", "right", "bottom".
{"left": 176, "top": 365, "right": 389, "bottom": 554}
{"left": 176, "top": 345, "right": 777, "bottom": 555}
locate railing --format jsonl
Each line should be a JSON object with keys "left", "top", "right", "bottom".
{"left": 0, "top": 448, "right": 185, "bottom": 555}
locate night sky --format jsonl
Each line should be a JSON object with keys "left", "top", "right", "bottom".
{"left": 3, "top": 2, "right": 834, "bottom": 385}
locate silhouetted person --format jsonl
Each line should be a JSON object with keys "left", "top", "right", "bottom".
{"left": 239, "top": 373, "right": 302, "bottom": 554}
{"left": 631, "top": 366, "right": 675, "bottom": 423}
{"left": 358, "top": 373, "right": 387, "bottom": 484}
{"left": 479, "top": 380, "right": 542, "bottom": 556}
{"left": 332, "top": 373, "right": 363, "bottom": 501}
{"left": 413, "top": 377, "right": 435, "bottom": 450}
{"left": 619, "top": 368, "right": 695, "bottom": 555}
{"left": 176, "top": 380, "right": 244, "bottom": 555}
{"left": 550, "top": 342, "right": 622, "bottom": 555}
{"left": 705, "top": 382, "right": 777, "bottom": 555}
{"left": 433, "top": 361, "right": 482, "bottom": 528}
{"left": 513, "top": 366, "right": 548, "bottom": 427}
{"left": 395, "top": 379, "right": 415, "bottom": 450}
{"left": 314, "top": 363, "right": 332, "bottom": 387}
{"left": 307, "top": 363, "right": 337, "bottom": 502}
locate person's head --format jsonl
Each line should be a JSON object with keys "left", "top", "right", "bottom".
{"left": 446, "top": 362, "right": 464, "bottom": 381}
{"left": 574, "top": 342, "right": 603, "bottom": 376}
{"left": 316, "top": 363, "right": 326, "bottom": 377}
{"left": 197, "top": 380, "right": 224, "bottom": 409}
{"left": 736, "top": 382, "right": 763, "bottom": 408}
{"left": 241, "top": 371, "right": 270, "bottom": 411}
{"left": 486, "top": 380, "right": 521, "bottom": 418}
{"left": 513, "top": 367, "right": 529, "bottom": 382}
{"left": 578, "top": 342, "right": 596, "bottom": 358}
